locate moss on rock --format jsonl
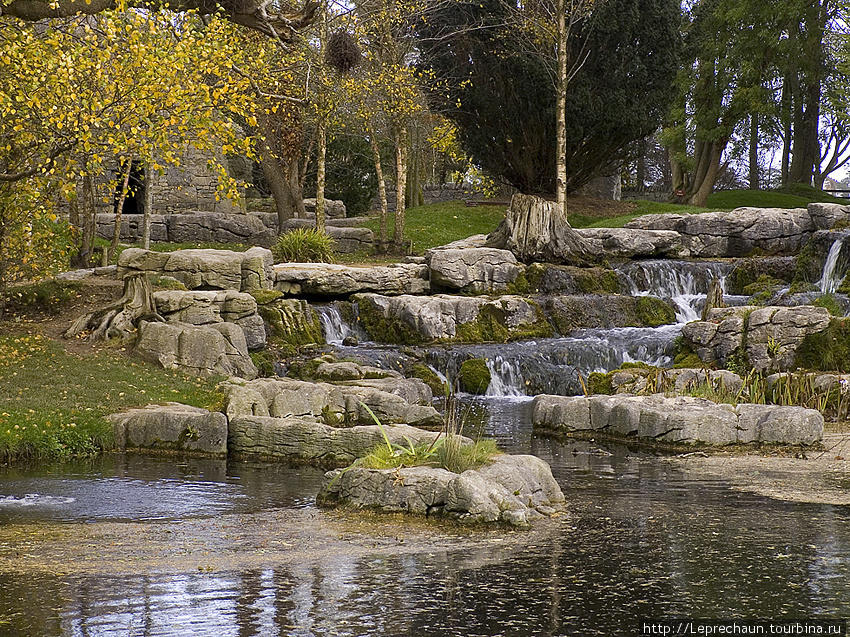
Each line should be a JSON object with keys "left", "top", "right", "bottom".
{"left": 458, "top": 359, "right": 491, "bottom": 394}
{"left": 408, "top": 363, "right": 447, "bottom": 397}
{"left": 796, "top": 317, "right": 850, "bottom": 371}
{"left": 635, "top": 296, "right": 677, "bottom": 327}
{"left": 258, "top": 298, "right": 324, "bottom": 347}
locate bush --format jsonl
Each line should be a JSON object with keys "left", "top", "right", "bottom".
{"left": 271, "top": 228, "right": 336, "bottom": 263}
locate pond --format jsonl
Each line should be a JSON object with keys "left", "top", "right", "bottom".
{"left": 0, "top": 397, "right": 848, "bottom": 637}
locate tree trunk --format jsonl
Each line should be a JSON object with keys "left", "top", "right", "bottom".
{"left": 392, "top": 126, "right": 408, "bottom": 250}
{"left": 555, "top": 0, "right": 568, "bottom": 217}
{"left": 142, "top": 161, "right": 153, "bottom": 249}
{"left": 748, "top": 114, "right": 759, "bottom": 190}
{"left": 486, "top": 193, "right": 596, "bottom": 265}
{"left": 315, "top": 116, "right": 327, "bottom": 235}
{"left": 108, "top": 159, "right": 133, "bottom": 265}
{"left": 369, "top": 132, "right": 389, "bottom": 249}
{"left": 64, "top": 273, "right": 163, "bottom": 342}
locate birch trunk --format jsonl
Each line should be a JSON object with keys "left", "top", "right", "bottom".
{"left": 369, "top": 132, "right": 389, "bottom": 249}
{"left": 315, "top": 117, "right": 327, "bottom": 235}
{"left": 392, "top": 126, "right": 408, "bottom": 250}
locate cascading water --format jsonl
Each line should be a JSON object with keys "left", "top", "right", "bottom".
{"left": 616, "top": 260, "right": 738, "bottom": 323}
{"left": 485, "top": 356, "right": 525, "bottom": 398}
{"left": 316, "top": 305, "right": 356, "bottom": 345}
{"left": 818, "top": 237, "right": 848, "bottom": 293}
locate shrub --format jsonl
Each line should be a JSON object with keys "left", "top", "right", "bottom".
{"left": 271, "top": 228, "right": 336, "bottom": 263}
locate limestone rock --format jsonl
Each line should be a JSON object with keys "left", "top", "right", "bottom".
{"left": 808, "top": 202, "right": 850, "bottom": 230}
{"left": 118, "top": 247, "right": 274, "bottom": 291}
{"left": 228, "top": 416, "right": 445, "bottom": 465}
{"left": 425, "top": 247, "right": 522, "bottom": 293}
{"left": 256, "top": 297, "right": 324, "bottom": 346}
{"left": 354, "top": 293, "right": 551, "bottom": 344}
{"left": 532, "top": 393, "right": 823, "bottom": 445}
{"left": 135, "top": 320, "right": 258, "bottom": 379}
{"left": 318, "top": 454, "right": 566, "bottom": 527}
{"left": 681, "top": 305, "right": 831, "bottom": 371}
{"left": 576, "top": 228, "right": 686, "bottom": 258}
{"left": 108, "top": 403, "right": 227, "bottom": 456}
{"left": 303, "top": 197, "right": 346, "bottom": 218}
{"left": 625, "top": 207, "right": 815, "bottom": 257}
{"left": 273, "top": 262, "right": 429, "bottom": 296}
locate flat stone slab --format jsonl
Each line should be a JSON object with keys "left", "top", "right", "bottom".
{"left": 318, "top": 454, "right": 566, "bottom": 527}
{"left": 273, "top": 262, "right": 429, "bottom": 296}
{"left": 532, "top": 394, "right": 823, "bottom": 446}
{"left": 228, "top": 416, "right": 448, "bottom": 465}
{"left": 576, "top": 228, "right": 686, "bottom": 258}
{"left": 108, "top": 403, "right": 227, "bottom": 456}
{"left": 425, "top": 246, "right": 521, "bottom": 293}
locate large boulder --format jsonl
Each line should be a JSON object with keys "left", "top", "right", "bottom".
{"left": 254, "top": 296, "right": 324, "bottom": 347}
{"left": 354, "top": 293, "right": 552, "bottom": 344}
{"left": 576, "top": 228, "right": 686, "bottom": 258}
{"left": 135, "top": 321, "right": 258, "bottom": 379}
{"left": 808, "top": 202, "right": 850, "bottom": 230}
{"left": 425, "top": 247, "right": 522, "bottom": 293}
{"left": 221, "top": 377, "right": 441, "bottom": 428}
{"left": 153, "top": 290, "right": 266, "bottom": 350}
{"left": 108, "top": 403, "right": 227, "bottom": 456}
{"left": 625, "top": 207, "right": 815, "bottom": 257}
{"left": 274, "top": 262, "right": 429, "bottom": 296}
{"left": 118, "top": 247, "right": 274, "bottom": 291}
{"left": 681, "top": 305, "right": 831, "bottom": 371}
{"left": 318, "top": 454, "right": 566, "bottom": 527}
{"left": 97, "top": 212, "right": 276, "bottom": 245}
{"left": 228, "top": 416, "right": 446, "bottom": 465}
{"left": 532, "top": 393, "right": 823, "bottom": 445}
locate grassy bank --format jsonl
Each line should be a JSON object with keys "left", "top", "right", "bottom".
{"left": 0, "top": 330, "right": 222, "bottom": 462}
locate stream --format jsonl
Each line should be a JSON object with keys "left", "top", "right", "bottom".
{"left": 2, "top": 255, "right": 850, "bottom": 635}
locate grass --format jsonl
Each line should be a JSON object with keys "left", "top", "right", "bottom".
{"left": 0, "top": 331, "right": 223, "bottom": 461}
{"left": 362, "top": 201, "right": 507, "bottom": 253}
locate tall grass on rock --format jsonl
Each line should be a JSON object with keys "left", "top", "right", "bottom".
{"left": 271, "top": 228, "right": 336, "bottom": 263}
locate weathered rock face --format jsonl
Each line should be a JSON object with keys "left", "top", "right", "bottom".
{"left": 353, "top": 293, "right": 552, "bottom": 344}
{"left": 318, "top": 454, "right": 566, "bottom": 527}
{"left": 97, "top": 212, "right": 276, "bottom": 246}
{"left": 303, "top": 198, "right": 346, "bottom": 218}
{"left": 525, "top": 263, "right": 625, "bottom": 295}
{"left": 543, "top": 294, "right": 676, "bottom": 331}
{"left": 228, "top": 417, "right": 445, "bottom": 465}
{"left": 808, "top": 202, "right": 850, "bottom": 230}
{"left": 274, "top": 262, "right": 429, "bottom": 297}
{"left": 108, "top": 403, "right": 227, "bottom": 456}
{"left": 254, "top": 296, "right": 324, "bottom": 347}
{"left": 118, "top": 247, "right": 274, "bottom": 291}
{"left": 153, "top": 290, "right": 266, "bottom": 350}
{"left": 532, "top": 394, "right": 823, "bottom": 445}
{"left": 135, "top": 321, "right": 259, "bottom": 379}
{"left": 681, "top": 305, "right": 831, "bottom": 371}
{"left": 221, "top": 377, "right": 442, "bottom": 428}
{"left": 425, "top": 247, "right": 522, "bottom": 293}
{"left": 576, "top": 228, "right": 686, "bottom": 258}
{"left": 625, "top": 207, "right": 815, "bottom": 257}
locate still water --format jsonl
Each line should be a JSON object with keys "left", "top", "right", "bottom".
{"left": 0, "top": 399, "right": 848, "bottom": 636}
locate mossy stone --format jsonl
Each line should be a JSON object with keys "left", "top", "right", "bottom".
{"left": 635, "top": 296, "right": 676, "bottom": 327}
{"left": 258, "top": 298, "right": 324, "bottom": 347}
{"left": 458, "top": 359, "right": 491, "bottom": 394}
{"left": 409, "top": 363, "right": 447, "bottom": 397}
{"left": 587, "top": 371, "right": 614, "bottom": 395}
{"left": 796, "top": 317, "right": 850, "bottom": 371}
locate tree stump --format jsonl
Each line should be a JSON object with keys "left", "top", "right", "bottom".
{"left": 701, "top": 277, "right": 725, "bottom": 321}
{"left": 64, "top": 273, "right": 164, "bottom": 341}
{"left": 485, "top": 193, "right": 596, "bottom": 265}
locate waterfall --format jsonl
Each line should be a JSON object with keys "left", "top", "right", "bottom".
{"left": 616, "top": 260, "right": 736, "bottom": 323}
{"left": 819, "top": 237, "right": 847, "bottom": 293}
{"left": 485, "top": 356, "right": 525, "bottom": 398}
{"left": 317, "top": 305, "right": 354, "bottom": 345}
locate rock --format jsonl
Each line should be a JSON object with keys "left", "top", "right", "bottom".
{"left": 135, "top": 321, "right": 258, "bottom": 379}
{"left": 681, "top": 305, "right": 831, "bottom": 371}
{"left": 255, "top": 297, "right": 324, "bottom": 346}
{"left": 543, "top": 294, "right": 676, "bottom": 332}
{"left": 524, "top": 263, "right": 625, "bottom": 295}
{"left": 318, "top": 454, "right": 566, "bottom": 527}
{"left": 108, "top": 403, "right": 227, "bottom": 456}
{"left": 532, "top": 393, "right": 823, "bottom": 445}
{"left": 97, "top": 212, "right": 276, "bottom": 245}
{"left": 576, "top": 228, "right": 686, "bottom": 258}
{"left": 152, "top": 290, "right": 266, "bottom": 350}
{"left": 354, "top": 293, "right": 552, "bottom": 344}
{"left": 425, "top": 247, "right": 522, "bottom": 293}
{"left": 228, "top": 416, "right": 445, "bottom": 465}
{"left": 303, "top": 198, "right": 346, "bottom": 218}
{"left": 625, "top": 207, "right": 815, "bottom": 257}
{"left": 221, "top": 377, "right": 441, "bottom": 427}
{"left": 339, "top": 377, "right": 432, "bottom": 405}
{"left": 808, "top": 202, "right": 850, "bottom": 230}
{"left": 118, "top": 247, "right": 274, "bottom": 291}
{"left": 273, "top": 262, "right": 429, "bottom": 296}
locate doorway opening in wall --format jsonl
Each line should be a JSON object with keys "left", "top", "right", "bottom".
{"left": 114, "top": 160, "right": 146, "bottom": 214}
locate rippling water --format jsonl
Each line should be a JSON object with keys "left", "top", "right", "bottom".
{"left": 1, "top": 417, "right": 849, "bottom": 636}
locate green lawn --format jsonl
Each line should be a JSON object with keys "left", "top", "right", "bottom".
{"left": 0, "top": 331, "right": 222, "bottom": 461}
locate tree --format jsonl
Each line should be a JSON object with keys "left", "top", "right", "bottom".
{"left": 417, "top": 0, "right": 680, "bottom": 199}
